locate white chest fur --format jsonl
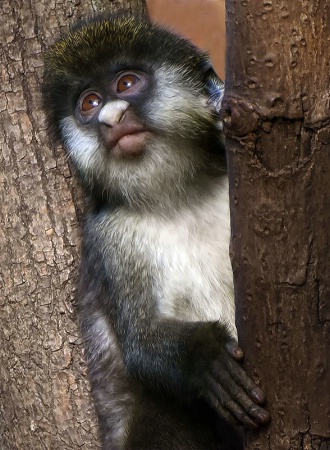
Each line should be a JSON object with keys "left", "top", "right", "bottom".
{"left": 99, "top": 178, "right": 236, "bottom": 338}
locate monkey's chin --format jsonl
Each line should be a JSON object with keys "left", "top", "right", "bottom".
{"left": 112, "top": 132, "right": 151, "bottom": 157}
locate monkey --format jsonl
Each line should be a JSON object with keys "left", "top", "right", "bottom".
{"left": 42, "top": 11, "right": 270, "bottom": 450}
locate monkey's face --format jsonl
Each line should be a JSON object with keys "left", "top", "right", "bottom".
{"left": 43, "top": 16, "right": 225, "bottom": 207}
{"left": 75, "top": 72, "right": 151, "bottom": 157}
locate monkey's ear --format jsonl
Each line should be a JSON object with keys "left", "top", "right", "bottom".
{"left": 203, "top": 66, "right": 225, "bottom": 115}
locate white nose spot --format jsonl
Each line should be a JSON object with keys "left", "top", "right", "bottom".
{"left": 98, "top": 100, "right": 130, "bottom": 126}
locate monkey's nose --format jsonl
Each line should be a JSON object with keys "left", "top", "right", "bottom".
{"left": 98, "top": 100, "right": 130, "bottom": 126}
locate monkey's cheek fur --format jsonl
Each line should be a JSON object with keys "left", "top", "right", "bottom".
{"left": 111, "top": 131, "right": 152, "bottom": 157}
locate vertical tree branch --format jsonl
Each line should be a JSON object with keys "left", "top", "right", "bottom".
{"left": 224, "top": 1, "right": 330, "bottom": 448}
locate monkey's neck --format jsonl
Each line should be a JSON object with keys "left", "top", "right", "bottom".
{"left": 92, "top": 170, "right": 228, "bottom": 218}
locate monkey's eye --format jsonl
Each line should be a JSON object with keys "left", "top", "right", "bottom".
{"left": 115, "top": 73, "right": 144, "bottom": 95}
{"left": 79, "top": 92, "right": 103, "bottom": 114}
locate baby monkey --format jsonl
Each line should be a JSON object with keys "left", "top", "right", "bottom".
{"left": 43, "top": 11, "right": 269, "bottom": 450}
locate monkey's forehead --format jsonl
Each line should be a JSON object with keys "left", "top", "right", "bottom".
{"left": 44, "top": 16, "right": 210, "bottom": 79}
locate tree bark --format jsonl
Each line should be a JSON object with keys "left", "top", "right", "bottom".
{"left": 0, "top": 1, "right": 146, "bottom": 449}
{"left": 224, "top": 1, "right": 330, "bottom": 449}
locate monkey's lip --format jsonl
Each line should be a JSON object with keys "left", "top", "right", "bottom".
{"left": 109, "top": 129, "right": 151, "bottom": 156}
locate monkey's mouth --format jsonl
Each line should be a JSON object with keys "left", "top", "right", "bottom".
{"left": 102, "top": 124, "right": 151, "bottom": 157}
{"left": 114, "top": 131, "right": 151, "bottom": 157}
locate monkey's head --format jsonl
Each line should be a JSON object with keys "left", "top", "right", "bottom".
{"left": 43, "top": 13, "right": 225, "bottom": 209}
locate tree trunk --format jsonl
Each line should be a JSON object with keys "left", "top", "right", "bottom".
{"left": 223, "top": 1, "right": 330, "bottom": 449}
{"left": 0, "top": 1, "right": 146, "bottom": 449}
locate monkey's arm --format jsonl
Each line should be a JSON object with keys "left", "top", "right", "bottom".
{"left": 81, "top": 223, "right": 269, "bottom": 429}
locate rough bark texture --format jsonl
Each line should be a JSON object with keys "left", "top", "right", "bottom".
{"left": 224, "top": 1, "right": 330, "bottom": 449}
{"left": 0, "top": 1, "right": 146, "bottom": 449}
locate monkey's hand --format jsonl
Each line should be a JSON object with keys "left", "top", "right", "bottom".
{"left": 185, "top": 322, "right": 270, "bottom": 428}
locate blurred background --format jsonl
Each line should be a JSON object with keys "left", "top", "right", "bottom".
{"left": 146, "top": 0, "right": 226, "bottom": 80}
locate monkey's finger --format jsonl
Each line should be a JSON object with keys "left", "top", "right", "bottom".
{"left": 211, "top": 361, "right": 270, "bottom": 424}
{"left": 225, "top": 339, "right": 243, "bottom": 360}
{"left": 222, "top": 364, "right": 270, "bottom": 424}
{"left": 224, "top": 379, "right": 270, "bottom": 425}
{"left": 205, "top": 375, "right": 259, "bottom": 428}
{"left": 226, "top": 359, "right": 267, "bottom": 406}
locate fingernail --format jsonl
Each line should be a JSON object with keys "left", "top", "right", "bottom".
{"left": 233, "top": 346, "right": 242, "bottom": 356}
{"left": 259, "top": 411, "right": 270, "bottom": 423}
{"left": 253, "top": 388, "right": 265, "bottom": 402}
